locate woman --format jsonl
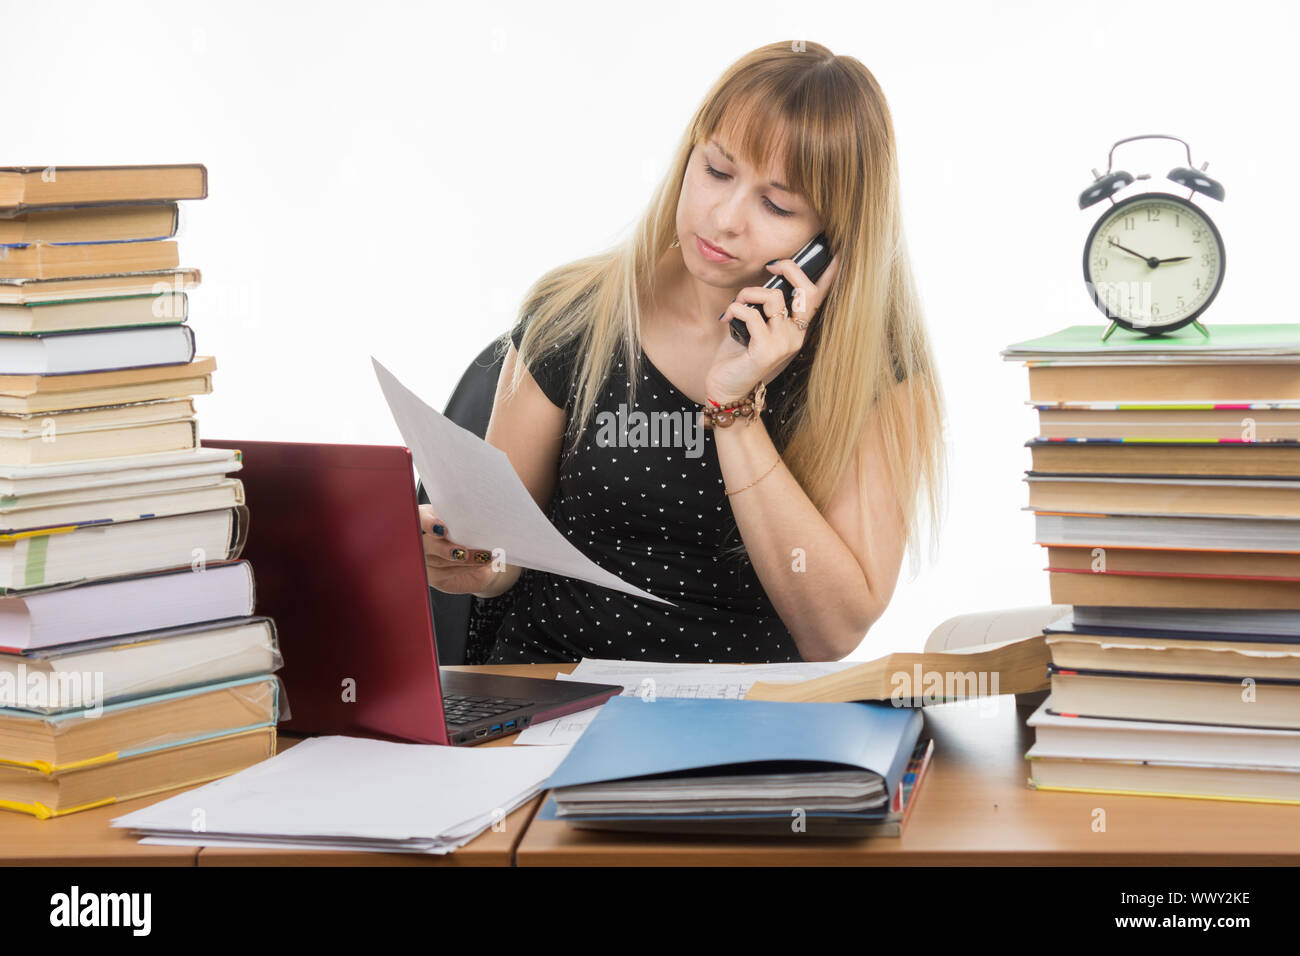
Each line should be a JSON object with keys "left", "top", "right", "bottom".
{"left": 420, "top": 40, "right": 947, "bottom": 664}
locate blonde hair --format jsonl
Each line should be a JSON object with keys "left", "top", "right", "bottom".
{"left": 501, "top": 40, "right": 947, "bottom": 575}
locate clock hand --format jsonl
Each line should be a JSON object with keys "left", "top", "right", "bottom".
{"left": 1107, "top": 238, "right": 1155, "bottom": 264}
{"left": 1107, "top": 239, "right": 1179, "bottom": 268}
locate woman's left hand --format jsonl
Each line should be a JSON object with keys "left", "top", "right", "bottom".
{"left": 704, "top": 252, "right": 840, "bottom": 407}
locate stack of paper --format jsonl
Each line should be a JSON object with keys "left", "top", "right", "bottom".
{"left": 110, "top": 735, "right": 570, "bottom": 854}
{"left": 513, "top": 658, "right": 858, "bottom": 746}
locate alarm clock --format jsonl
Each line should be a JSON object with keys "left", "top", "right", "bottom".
{"left": 1078, "top": 134, "right": 1226, "bottom": 340}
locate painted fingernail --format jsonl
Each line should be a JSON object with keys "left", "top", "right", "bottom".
{"left": 473, "top": 551, "right": 492, "bottom": 563}
{"left": 451, "top": 548, "right": 466, "bottom": 561}
{"left": 432, "top": 523, "right": 445, "bottom": 535}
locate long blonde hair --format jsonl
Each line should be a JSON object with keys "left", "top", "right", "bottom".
{"left": 500, "top": 40, "right": 947, "bottom": 574}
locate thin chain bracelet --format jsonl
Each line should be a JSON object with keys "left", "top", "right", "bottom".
{"left": 724, "top": 456, "right": 781, "bottom": 496}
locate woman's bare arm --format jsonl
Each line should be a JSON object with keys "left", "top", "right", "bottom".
{"left": 469, "top": 340, "right": 567, "bottom": 598}
{"left": 711, "top": 377, "right": 911, "bottom": 659}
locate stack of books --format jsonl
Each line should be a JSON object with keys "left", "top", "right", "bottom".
{"left": 1001, "top": 323, "right": 1300, "bottom": 804}
{"left": 0, "top": 165, "right": 281, "bottom": 818}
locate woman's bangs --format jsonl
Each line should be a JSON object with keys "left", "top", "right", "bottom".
{"left": 705, "top": 94, "right": 812, "bottom": 203}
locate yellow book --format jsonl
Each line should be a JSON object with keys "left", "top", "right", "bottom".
{"left": 0, "top": 726, "right": 275, "bottom": 819}
{"left": 0, "top": 165, "right": 207, "bottom": 215}
{"left": 0, "top": 676, "right": 279, "bottom": 819}
{"left": 1027, "top": 754, "right": 1300, "bottom": 805}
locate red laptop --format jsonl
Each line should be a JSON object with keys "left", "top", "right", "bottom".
{"left": 202, "top": 439, "right": 620, "bottom": 745}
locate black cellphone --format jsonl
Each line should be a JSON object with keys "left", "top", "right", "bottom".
{"left": 725, "top": 232, "right": 833, "bottom": 346}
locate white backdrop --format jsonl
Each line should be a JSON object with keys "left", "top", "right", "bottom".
{"left": 4, "top": 0, "right": 1295, "bottom": 657}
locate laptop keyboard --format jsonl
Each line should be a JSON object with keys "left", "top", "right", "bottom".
{"left": 442, "top": 694, "right": 533, "bottom": 726}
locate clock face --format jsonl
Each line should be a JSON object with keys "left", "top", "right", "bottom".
{"left": 1083, "top": 192, "right": 1225, "bottom": 332}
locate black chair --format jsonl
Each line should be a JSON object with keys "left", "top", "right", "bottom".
{"left": 416, "top": 335, "right": 510, "bottom": 665}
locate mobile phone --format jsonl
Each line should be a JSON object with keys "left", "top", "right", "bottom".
{"left": 725, "top": 232, "right": 833, "bottom": 346}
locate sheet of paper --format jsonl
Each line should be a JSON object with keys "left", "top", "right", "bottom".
{"left": 110, "top": 735, "right": 570, "bottom": 849}
{"left": 923, "top": 606, "right": 1071, "bottom": 652}
{"left": 512, "top": 706, "right": 604, "bottom": 747}
{"left": 569, "top": 657, "right": 858, "bottom": 686}
{"left": 138, "top": 836, "right": 459, "bottom": 855}
{"left": 372, "top": 357, "right": 673, "bottom": 606}
{"left": 513, "top": 659, "right": 860, "bottom": 747}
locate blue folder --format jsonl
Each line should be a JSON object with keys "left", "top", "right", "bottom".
{"left": 543, "top": 696, "right": 924, "bottom": 825}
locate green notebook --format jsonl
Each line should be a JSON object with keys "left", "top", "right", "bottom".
{"left": 1002, "top": 323, "right": 1300, "bottom": 361}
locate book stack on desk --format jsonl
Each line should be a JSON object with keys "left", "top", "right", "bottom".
{"left": 0, "top": 166, "right": 281, "bottom": 818}
{"left": 539, "top": 696, "right": 930, "bottom": 837}
{"left": 1001, "top": 323, "right": 1300, "bottom": 803}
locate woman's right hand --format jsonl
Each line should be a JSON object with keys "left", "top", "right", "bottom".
{"left": 419, "top": 504, "right": 502, "bottom": 595}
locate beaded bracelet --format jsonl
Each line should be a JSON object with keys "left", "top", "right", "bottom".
{"left": 699, "top": 380, "right": 766, "bottom": 429}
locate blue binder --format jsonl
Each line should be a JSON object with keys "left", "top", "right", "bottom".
{"left": 543, "top": 696, "right": 924, "bottom": 827}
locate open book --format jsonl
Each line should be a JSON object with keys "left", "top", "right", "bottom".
{"left": 743, "top": 605, "right": 1069, "bottom": 704}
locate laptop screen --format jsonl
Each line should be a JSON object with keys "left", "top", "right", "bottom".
{"left": 202, "top": 439, "right": 449, "bottom": 744}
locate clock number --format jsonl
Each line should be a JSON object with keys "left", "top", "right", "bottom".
{"left": 1146, "top": 207, "right": 1161, "bottom": 222}
{"left": 1177, "top": 296, "right": 1186, "bottom": 310}
{"left": 1201, "top": 253, "right": 1213, "bottom": 267}
{"left": 1097, "top": 256, "right": 1108, "bottom": 270}
{"left": 1123, "top": 216, "right": 1135, "bottom": 231}
{"left": 1192, "top": 228, "right": 1201, "bottom": 244}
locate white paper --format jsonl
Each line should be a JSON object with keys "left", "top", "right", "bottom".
{"left": 110, "top": 735, "right": 571, "bottom": 852}
{"left": 570, "top": 657, "right": 858, "bottom": 688}
{"left": 512, "top": 659, "right": 860, "bottom": 747}
{"left": 138, "top": 835, "right": 459, "bottom": 855}
{"left": 372, "top": 357, "right": 673, "bottom": 606}
{"left": 513, "top": 704, "right": 605, "bottom": 747}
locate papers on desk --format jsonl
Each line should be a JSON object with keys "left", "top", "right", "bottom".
{"left": 372, "top": 357, "right": 673, "bottom": 606}
{"left": 513, "top": 658, "right": 860, "bottom": 747}
{"left": 569, "top": 657, "right": 861, "bottom": 687}
{"left": 109, "top": 736, "right": 571, "bottom": 855}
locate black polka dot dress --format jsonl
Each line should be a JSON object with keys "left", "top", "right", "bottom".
{"left": 485, "top": 317, "right": 809, "bottom": 665}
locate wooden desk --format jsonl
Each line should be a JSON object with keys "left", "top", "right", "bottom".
{"left": 14, "top": 663, "right": 1300, "bottom": 866}
{"left": 0, "top": 795, "right": 201, "bottom": 867}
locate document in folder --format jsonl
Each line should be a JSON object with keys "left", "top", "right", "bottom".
{"left": 372, "top": 357, "right": 674, "bottom": 606}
